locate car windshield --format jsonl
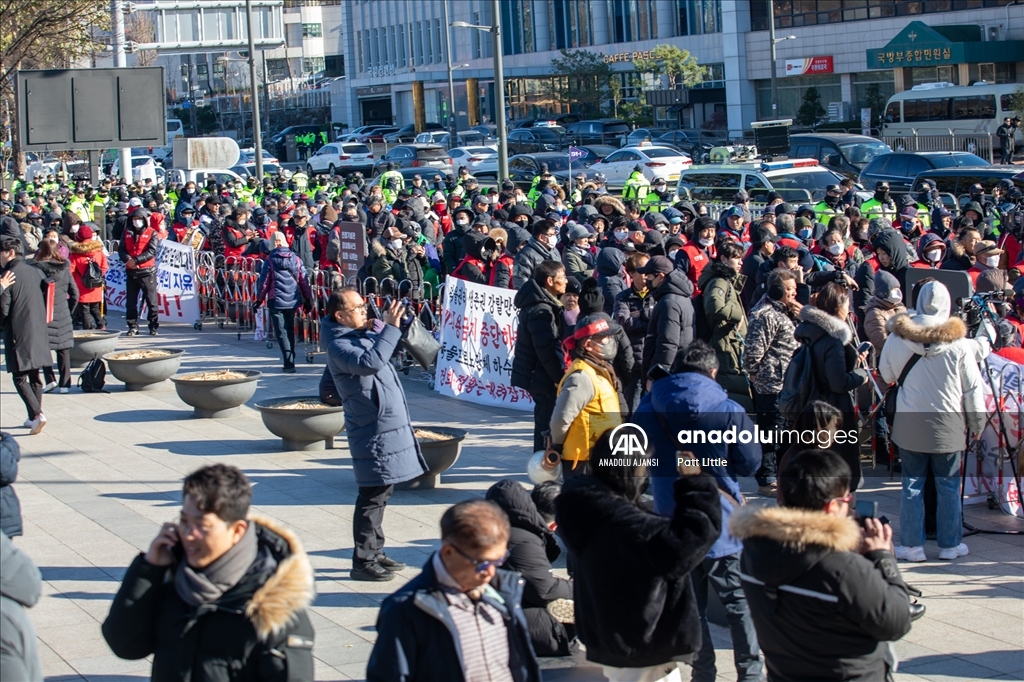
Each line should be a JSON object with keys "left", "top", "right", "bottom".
{"left": 538, "top": 156, "right": 571, "bottom": 172}
{"left": 645, "top": 148, "right": 687, "bottom": 159}
{"left": 417, "top": 147, "right": 449, "bottom": 160}
{"left": 535, "top": 128, "right": 565, "bottom": 141}
{"left": 928, "top": 153, "right": 990, "bottom": 168}
{"left": 838, "top": 141, "right": 891, "bottom": 167}
{"left": 466, "top": 147, "right": 496, "bottom": 155}
{"left": 767, "top": 170, "right": 843, "bottom": 195}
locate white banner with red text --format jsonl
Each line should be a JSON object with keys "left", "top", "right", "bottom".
{"left": 434, "top": 278, "right": 533, "bottom": 411}
{"left": 105, "top": 239, "right": 201, "bottom": 323}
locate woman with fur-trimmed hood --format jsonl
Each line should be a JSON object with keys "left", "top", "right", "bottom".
{"left": 593, "top": 194, "right": 627, "bottom": 228}
{"left": 879, "top": 280, "right": 985, "bottom": 562}
{"left": 103, "top": 464, "right": 315, "bottom": 681}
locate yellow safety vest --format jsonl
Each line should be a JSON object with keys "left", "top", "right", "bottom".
{"left": 557, "top": 358, "right": 622, "bottom": 467}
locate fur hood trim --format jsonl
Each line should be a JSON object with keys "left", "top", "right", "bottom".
{"left": 592, "top": 194, "right": 626, "bottom": 216}
{"left": 246, "top": 514, "right": 315, "bottom": 641}
{"left": 729, "top": 505, "right": 861, "bottom": 553}
{"left": 70, "top": 239, "right": 103, "bottom": 254}
{"left": 886, "top": 312, "right": 966, "bottom": 345}
{"left": 798, "top": 305, "right": 851, "bottom": 344}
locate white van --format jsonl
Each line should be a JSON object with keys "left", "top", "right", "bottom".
{"left": 167, "top": 118, "right": 185, "bottom": 141}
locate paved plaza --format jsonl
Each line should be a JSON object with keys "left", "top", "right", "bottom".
{"left": 1, "top": 321, "right": 1022, "bottom": 682}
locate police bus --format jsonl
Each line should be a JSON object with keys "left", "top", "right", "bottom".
{"left": 881, "top": 81, "right": 1022, "bottom": 137}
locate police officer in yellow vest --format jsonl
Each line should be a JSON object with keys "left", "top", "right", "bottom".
{"left": 622, "top": 165, "right": 650, "bottom": 201}
{"left": 378, "top": 162, "right": 405, "bottom": 195}
{"left": 812, "top": 184, "right": 844, "bottom": 226}
{"left": 548, "top": 312, "right": 623, "bottom": 477}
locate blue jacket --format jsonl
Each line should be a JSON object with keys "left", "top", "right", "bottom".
{"left": 257, "top": 247, "right": 313, "bottom": 310}
{"left": 633, "top": 371, "right": 761, "bottom": 559}
{"left": 366, "top": 556, "right": 541, "bottom": 682}
{"left": 324, "top": 318, "right": 427, "bottom": 487}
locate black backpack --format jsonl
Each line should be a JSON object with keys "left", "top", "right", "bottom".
{"left": 83, "top": 260, "right": 105, "bottom": 289}
{"left": 778, "top": 341, "right": 817, "bottom": 424}
{"left": 78, "top": 358, "right": 109, "bottom": 393}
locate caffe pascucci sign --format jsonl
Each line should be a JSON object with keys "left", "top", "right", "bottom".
{"left": 603, "top": 50, "right": 655, "bottom": 63}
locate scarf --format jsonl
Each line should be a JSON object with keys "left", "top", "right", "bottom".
{"left": 174, "top": 521, "right": 259, "bottom": 607}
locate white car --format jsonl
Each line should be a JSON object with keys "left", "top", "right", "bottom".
{"left": 306, "top": 142, "right": 375, "bottom": 176}
{"left": 590, "top": 145, "right": 692, "bottom": 189}
{"left": 241, "top": 147, "right": 279, "bottom": 165}
{"left": 111, "top": 155, "right": 164, "bottom": 184}
{"left": 447, "top": 146, "right": 498, "bottom": 175}
{"left": 414, "top": 131, "right": 450, "bottom": 145}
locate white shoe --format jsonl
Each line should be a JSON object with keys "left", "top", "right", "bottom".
{"left": 937, "top": 543, "right": 969, "bottom": 560}
{"left": 28, "top": 414, "right": 47, "bottom": 435}
{"left": 42, "top": 381, "right": 57, "bottom": 393}
{"left": 22, "top": 419, "right": 32, "bottom": 428}
{"left": 58, "top": 387, "right": 69, "bottom": 394}
{"left": 895, "top": 545, "right": 927, "bottom": 562}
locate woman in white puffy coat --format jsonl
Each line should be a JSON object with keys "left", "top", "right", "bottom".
{"left": 879, "top": 280, "right": 985, "bottom": 563}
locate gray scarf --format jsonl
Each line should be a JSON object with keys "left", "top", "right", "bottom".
{"left": 174, "top": 521, "right": 259, "bottom": 607}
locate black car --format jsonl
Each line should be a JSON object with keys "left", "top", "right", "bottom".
{"left": 511, "top": 114, "right": 581, "bottom": 128}
{"left": 505, "top": 153, "right": 575, "bottom": 192}
{"left": 859, "top": 151, "right": 990, "bottom": 193}
{"left": 913, "top": 166, "right": 1024, "bottom": 210}
{"left": 507, "top": 128, "right": 565, "bottom": 155}
{"left": 383, "top": 122, "right": 445, "bottom": 144}
{"left": 657, "top": 129, "right": 728, "bottom": 160}
{"left": 789, "top": 133, "right": 891, "bottom": 181}
{"left": 566, "top": 119, "right": 630, "bottom": 146}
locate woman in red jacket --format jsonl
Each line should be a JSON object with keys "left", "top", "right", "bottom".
{"left": 69, "top": 225, "right": 109, "bottom": 330}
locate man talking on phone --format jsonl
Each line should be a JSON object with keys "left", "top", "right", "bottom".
{"left": 730, "top": 449, "right": 916, "bottom": 682}
{"left": 102, "top": 464, "right": 316, "bottom": 680}
{"left": 324, "top": 288, "right": 428, "bottom": 582}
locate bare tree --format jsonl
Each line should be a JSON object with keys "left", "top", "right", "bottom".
{"left": 125, "top": 11, "right": 158, "bottom": 67}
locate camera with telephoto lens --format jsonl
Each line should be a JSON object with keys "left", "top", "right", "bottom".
{"left": 958, "top": 291, "right": 1010, "bottom": 341}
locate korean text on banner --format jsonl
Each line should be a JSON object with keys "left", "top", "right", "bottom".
{"left": 104, "top": 240, "right": 201, "bottom": 323}
{"left": 434, "top": 278, "right": 534, "bottom": 411}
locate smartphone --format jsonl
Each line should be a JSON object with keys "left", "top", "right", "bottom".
{"left": 858, "top": 341, "right": 873, "bottom": 355}
{"left": 856, "top": 500, "right": 878, "bottom": 520}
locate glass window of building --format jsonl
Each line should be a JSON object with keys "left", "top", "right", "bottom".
{"left": 414, "top": 22, "right": 424, "bottom": 66}
{"left": 852, "top": 70, "right": 895, "bottom": 119}
{"left": 398, "top": 25, "right": 407, "bottom": 66}
{"left": 754, "top": 74, "right": 842, "bottom": 119}
{"left": 752, "top": 0, "right": 1018, "bottom": 30}
{"left": 324, "top": 55, "right": 345, "bottom": 78}
{"left": 302, "top": 23, "right": 322, "bottom": 38}
{"left": 371, "top": 28, "right": 379, "bottom": 67}
{"left": 435, "top": 20, "right": 443, "bottom": 63}
{"left": 357, "top": 32, "right": 364, "bottom": 72}
{"left": 502, "top": 0, "right": 534, "bottom": 55}
{"left": 303, "top": 57, "right": 324, "bottom": 75}
{"left": 675, "top": 0, "right": 722, "bottom": 35}
{"left": 266, "top": 59, "right": 288, "bottom": 81}
{"left": 694, "top": 63, "right": 725, "bottom": 88}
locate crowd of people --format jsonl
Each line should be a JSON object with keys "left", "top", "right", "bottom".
{"left": 0, "top": 154, "right": 1018, "bottom": 681}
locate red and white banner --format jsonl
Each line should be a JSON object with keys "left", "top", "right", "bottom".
{"left": 105, "top": 239, "right": 201, "bottom": 324}
{"left": 784, "top": 56, "right": 834, "bottom": 76}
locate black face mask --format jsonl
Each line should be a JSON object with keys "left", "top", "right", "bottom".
{"left": 825, "top": 195, "right": 840, "bottom": 208}
{"left": 874, "top": 190, "right": 890, "bottom": 203}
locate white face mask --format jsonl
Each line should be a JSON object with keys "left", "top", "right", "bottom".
{"left": 455, "top": 219, "right": 469, "bottom": 226}
{"left": 391, "top": 239, "right": 404, "bottom": 250}
{"left": 613, "top": 230, "right": 628, "bottom": 241}
{"left": 667, "top": 248, "right": 680, "bottom": 259}
{"left": 925, "top": 249, "right": 942, "bottom": 262}
{"left": 888, "top": 289, "right": 902, "bottom": 302}
{"left": 132, "top": 219, "right": 144, "bottom": 228}
{"left": 699, "top": 237, "right": 714, "bottom": 248}
{"left": 547, "top": 235, "right": 559, "bottom": 248}
{"left": 827, "top": 242, "right": 844, "bottom": 256}
{"left": 985, "top": 255, "right": 1000, "bottom": 268}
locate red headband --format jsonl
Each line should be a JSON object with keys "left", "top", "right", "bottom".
{"left": 563, "top": 318, "right": 611, "bottom": 353}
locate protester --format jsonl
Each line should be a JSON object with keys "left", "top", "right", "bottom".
{"left": 69, "top": 225, "right": 107, "bottom": 330}
{"left": 324, "top": 289, "right": 428, "bottom": 581}
{"left": 555, "top": 429, "right": 721, "bottom": 682}
{"left": 255, "top": 232, "right": 315, "bottom": 373}
{"left": 0, "top": 433, "right": 22, "bottom": 538}
{"left": 486, "top": 480, "right": 575, "bottom": 657}
{"left": 117, "top": 208, "right": 161, "bottom": 336}
{"left": 33, "top": 240, "right": 79, "bottom": 393}
{"left": 731, "top": 449, "right": 913, "bottom": 681}
{"left": 0, "top": 238, "right": 51, "bottom": 434}
{"left": 698, "top": 240, "right": 751, "bottom": 409}
{"left": 1, "top": 532, "right": 42, "bottom": 680}
{"left": 513, "top": 220, "right": 560, "bottom": 288}
{"left": 367, "top": 499, "right": 541, "bottom": 681}
{"left": 613, "top": 251, "right": 653, "bottom": 416}
{"left": 638, "top": 254, "right": 695, "bottom": 385}
{"left": 102, "top": 464, "right": 316, "bottom": 679}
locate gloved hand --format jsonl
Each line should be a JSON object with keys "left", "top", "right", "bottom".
{"left": 252, "top": 300, "right": 262, "bottom": 312}
{"left": 302, "top": 300, "right": 313, "bottom": 315}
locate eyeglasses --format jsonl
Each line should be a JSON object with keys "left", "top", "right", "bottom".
{"left": 178, "top": 515, "right": 221, "bottom": 537}
{"left": 449, "top": 543, "right": 509, "bottom": 573}
{"left": 831, "top": 492, "right": 853, "bottom": 506}
{"left": 343, "top": 302, "right": 367, "bottom": 313}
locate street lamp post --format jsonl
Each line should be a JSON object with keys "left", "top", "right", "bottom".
{"left": 442, "top": 0, "right": 457, "bottom": 150}
{"left": 451, "top": 0, "right": 507, "bottom": 181}
{"left": 767, "top": 1, "right": 796, "bottom": 120}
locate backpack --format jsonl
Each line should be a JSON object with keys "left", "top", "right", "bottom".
{"left": 78, "top": 358, "right": 109, "bottom": 393}
{"left": 84, "top": 260, "right": 105, "bottom": 289}
{"left": 778, "top": 341, "right": 817, "bottom": 424}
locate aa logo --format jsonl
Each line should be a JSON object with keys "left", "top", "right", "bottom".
{"left": 609, "top": 423, "right": 649, "bottom": 458}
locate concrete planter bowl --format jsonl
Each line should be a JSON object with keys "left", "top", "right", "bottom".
{"left": 70, "top": 330, "right": 122, "bottom": 368}
{"left": 102, "top": 349, "right": 185, "bottom": 391}
{"left": 254, "top": 397, "right": 346, "bottom": 451}
{"left": 171, "top": 370, "right": 261, "bottom": 418}
{"left": 397, "top": 426, "right": 468, "bottom": 490}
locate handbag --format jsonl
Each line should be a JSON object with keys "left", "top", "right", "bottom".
{"left": 400, "top": 316, "right": 441, "bottom": 370}
{"left": 883, "top": 353, "right": 921, "bottom": 424}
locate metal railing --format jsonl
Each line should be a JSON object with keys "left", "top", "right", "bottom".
{"left": 882, "top": 129, "right": 995, "bottom": 163}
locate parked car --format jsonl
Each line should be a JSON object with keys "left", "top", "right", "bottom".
{"left": 307, "top": 142, "right": 375, "bottom": 176}
{"left": 913, "top": 166, "right": 1024, "bottom": 211}
{"left": 240, "top": 147, "right": 280, "bottom": 165}
{"left": 507, "top": 127, "right": 565, "bottom": 154}
{"left": 268, "top": 125, "right": 324, "bottom": 156}
{"left": 788, "top": 133, "right": 891, "bottom": 181}
{"left": 859, "top": 151, "right": 990, "bottom": 193}
{"left": 470, "top": 124, "right": 498, "bottom": 141}
{"left": 166, "top": 168, "right": 244, "bottom": 186}
{"left": 447, "top": 146, "right": 498, "bottom": 175}
{"left": 656, "top": 129, "right": 728, "bottom": 160}
{"left": 231, "top": 163, "right": 284, "bottom": 179}
{"left": 339, "top": 125, "right": 391, "bottom": 142}
{"left": 365, "top": 126, "right": 399, "bottom": 143}
{"left": 626, "top": 128, "right": 673, "bottom": 146}
{"left": 384, "top": 123, "right": 445, "bottom": 143}
{"left": 511, "top": 114, "right": 580, "bottom": 128}
{"left": 438, "top": 131, "right": 490, "bottom": 147}
{"left": 414, "top": 131, "right": 451, "bottom": 145}
{"left": 676, "top": 158, "right": 848, "bottom": 204}
{"left": 504, "top": 153, "right": 575, "bottom": 191}
{"left": 566, "top": 119, "right": 630, "bottom": 146}
{"left": 590, "top": 145, "right": 692, "bottom": 189}
{"left": 371, "top": 144, "right": 451, "bottom": 175}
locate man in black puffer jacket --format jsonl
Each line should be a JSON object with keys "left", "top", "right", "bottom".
{"left": 731, "top": 449, "right": 913, "bottom": 682}
{"left": 511, "top": 261, "right": 567, "bottom": 451}
{"left": 442, "top": 207, "right": 476, "bottom": 274}
{"left": 638, "top": 255, "right": 695, "bottom": 384}
{"left": 102, "top": 464, "right": 315, "bottom": 681}
{"left": 486, "top": 479, "right": 575, "bottom": 657}
{"left": 513, "top": 220, "right": 560, "bottom": 289}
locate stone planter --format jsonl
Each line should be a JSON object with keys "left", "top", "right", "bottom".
{"left": 397, "top": 426, "right": 468, "bottom": 490}
{"left": 254, "top": 397, "right": 346, "bottom": 451}
{"left": 70, "top": 330, "right": 121, "bottom": 368}
{"left": 102, "top": 349, "right": 185, "bottom": 391}
{"left": 171, "top": 370, "right": 261, "bottom": 418}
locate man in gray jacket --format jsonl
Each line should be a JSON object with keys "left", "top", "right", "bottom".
{"left": 513, "top": 220, "right": 560, "bottom": 289}
{"left": 1, "top": 533, "right": 42, "bottom": 681}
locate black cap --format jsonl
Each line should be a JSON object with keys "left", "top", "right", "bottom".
{"left": 775, "top": 202, "right": 797, "bottom": 216}
{"left": 753, "top": 226, "right": 779, "bottom": 247}
{"left": 825, "top": 184, "right": 840, "bottom": 193}
{"left": 636, "top": 255, "right": 674, "bottom": 275}
{"left": 875, "top": 181, "right": 890, "bottom": 190}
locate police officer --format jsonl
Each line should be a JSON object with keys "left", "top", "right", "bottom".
{"left": 813, "top": 184, "right": 844, "bottom": 225}
{"left": 861, "top": 181, "right": 898, "bottom": 222}
{"left": 644, "top": 177, "right": 673, "bottom": 208}
{"left": 118, "top": 209, "right": 161, "bottom": 336}
{"left": 622, "top": 165, "right": 650, "bottom": 201}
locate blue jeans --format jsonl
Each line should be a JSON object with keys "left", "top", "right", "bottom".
{"left": 691, "top": 554, "right": 762, "bottom": 682}
{"left": 270, "top": 308, "right": 296, "bottom": 369}
{"left": 898, "top": 447, "right": 963, "bottom": 548}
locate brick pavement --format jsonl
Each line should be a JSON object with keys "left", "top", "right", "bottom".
{"left": 1, "top": 322, "right": 1021, "bottom": 682}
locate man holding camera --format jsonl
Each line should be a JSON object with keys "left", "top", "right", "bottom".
{"left": 731, "top": 449, "right": 915, "bottom": 682}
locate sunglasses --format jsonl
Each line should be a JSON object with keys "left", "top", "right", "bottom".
{"left": 449, "top": 543, "right": 509, "bottom": 573}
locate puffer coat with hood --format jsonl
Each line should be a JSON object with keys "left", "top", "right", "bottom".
{"left": 697, "top": 261, "right": 750, "bottom": 407}
{"left": 641, "top": 269, "right": 695, "bottom": 380}
{"left": 511, "top": 279, "right": 566, "bottom": 398}
{"left": 862, "top": 294, "right": 907, "bottom": 355}
{"left": 592, "top": 195, "right": 627, "bottom": 227}
{"left": 1, "top": 533, "right": 42, "bottom": 681}
{"left": 32, "top": 257, "right": 79, "bottom": 351}
{"left": 595, "top": 248, "right": 627, "bottom": 315}
{"left": 485, "top": 480, "right": 574, "bottom": 657}
{"left": 854, "top": 229, "right": 908, "bottom": 324}
{"left": 730, "top": 505, "right": 911, "bottom": 682}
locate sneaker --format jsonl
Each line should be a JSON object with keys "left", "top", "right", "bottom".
{"left": 375, "top": 554, "right": 406, "bottom": 572}
{"left": 22, "top": 419, "right": 32, "bottom": 428}
{"left": 42, "top": 381, "right": 58, "bottom": 393}
{"left": 28, "top": 415, "right": 47, "bottom": 435}
{"left": 895, "top": 545, "right": 927, "bottom": 562}
{"left": 58, "top": 387, "right": 69, "bottom": 394}
{"left": 126, "top": 328, "right": 138, "bottom": 337}
{"left": 937, "top": 543, "right": 969, "bottom": 560}
{"left": 757, "top": 482, "right": 778, "bottom": 497}
{"left": 547, "top": 598, "right": 575, "bottom": 624}
{"left": 149, "top": 328, "right": 159, "bottom": 336}
{"left": 350, "top": 561, "right": 395, "bottom": 582}
{"left": 282, "top": 366, "right": 296, "bottom": 374}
